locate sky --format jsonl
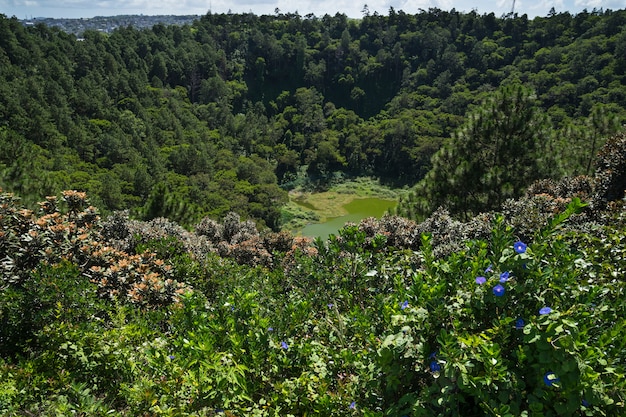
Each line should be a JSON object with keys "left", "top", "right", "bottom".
{"left": 1, "top": 0, "right": 624, "bottom": 20}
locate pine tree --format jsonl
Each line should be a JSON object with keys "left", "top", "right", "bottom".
{"left": 412, "top": 83, "right": 558, "bottom": 220}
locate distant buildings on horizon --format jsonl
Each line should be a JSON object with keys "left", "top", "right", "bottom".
{"left": 20, "top": 15, "right": 201, "bottom": 36}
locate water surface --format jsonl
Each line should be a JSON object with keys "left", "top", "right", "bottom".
{"left": 297, "top": 197, "right": 397, "bottom": 239}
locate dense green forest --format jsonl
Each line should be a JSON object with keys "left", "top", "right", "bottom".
{"left": 2, "top": 7, "right": 626, "bottom": 415}
{"left": 1, "top": 8, "right": 626, "bottom": 229}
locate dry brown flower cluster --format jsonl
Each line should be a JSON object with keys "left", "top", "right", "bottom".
{"left": 1, "top": 189, "right": 189, "bottom": 306}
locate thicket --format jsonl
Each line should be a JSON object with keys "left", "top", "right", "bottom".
{"left": 1, "top": 133, "right": 625, "bottom": 415}
{"left": 1, "top": 8, "right": 626, "bottom": 228}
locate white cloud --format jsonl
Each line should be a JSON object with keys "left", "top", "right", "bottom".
{"left": 1, "top": 0, "right": 622, "bottom": 19}
{"left": 574, "top": 0, "right": 603, "bottom": 7}
{"left": 574, "top": 0, "right": 623, "bottom": 9}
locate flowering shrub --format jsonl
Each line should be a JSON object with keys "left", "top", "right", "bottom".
{"left": 376, "top": 199, "right": 624, "bottom": 416}
{"left": 2, "top": 184, "right": 626, "bottom": 416}
{"left": 1, "top": 189, "right": 189, "bottom": 308}
{"left": 101, "top": 211, "right": 214, "bottom": 262}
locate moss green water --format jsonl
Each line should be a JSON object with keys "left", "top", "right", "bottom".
{"left": 296, "top": 197, "right": 397, "bottom": 238}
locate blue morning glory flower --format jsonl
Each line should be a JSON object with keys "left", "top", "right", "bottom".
{"left": 168, "top": 355, "right": 175, "bottom": 360}
{"left": 349, "top": 401, "right": 356, "bottom": 409}
{"left": 475, "top": 276, "right": 486, "bottom": 285}
{"left": 582, "top": 399, "right": 590, "bottom": 407}
{"left": 429, "top": 351, "right": 438, "bottom": 359}
{"left": 544, "top": 371, "right": 560, "bottom": 387}
{"left": 515, "top": 318, "right": 525, "bottom": 330}
{"left": 493, "top": 284, "right": 505, "bottom": 297}
{"left": 485, "top": 264, "right": 493, "bottom": 273}
{"left": 430, "top": 361, "right": 441, "bottom": 373}
{"left": 514, "top": 241, "right": 527, "bottom": 254}
{"left": 400, "top": 300, "right": 409, "bottom": 310}
{"left": 281, "top": 341, "right": 289, "bottom": 349}
{"left": 499, "top": 271, "right": 510, "bottom": 283}
{"left": 539, "top": 307, "right": 552, "bottom": 315}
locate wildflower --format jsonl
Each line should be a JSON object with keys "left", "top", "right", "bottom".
{"left": 499, "top": 271, "right": 510, "bottom": 283}
{"left": 544, "top": 371, "right": 560, "bottom": 387}
{"left": 268, "top": 327, "right": 274, "bottom": 332}
{"left": 539, "top": 307, "right": 552, "bottom": 315}
{"left": 281, "top": 341, "right": 289, "bottom": 350}
{"left": 515, "top": 318, "right": 525, "bottom": 330}
{"left": 582, "top": 399, "right": 590, "bottom": 407}
{"left": 514, "top": 241, "right": 527, "bottom": 254}
{"left": 429, "top": 360, "right": 442, "bottom": 378}
{"left": 475, "top": 276, "right": 486, "bottom": 285}
{"left": 492, "top": 284, "right": 505, "bottom": 297}
{"left": 485, "top": 264, "right": 493, "bottom": 273}
{"left": 327, "top": 303, "right": 334, "bottom": 308}
{"left": 349, "top": 401, "right": 356, "bottom": 410}
{"left": 430, "top": 361, "right": 441, "bottom": 373}
{"left": 400, "top": 300, "right": 409, "bottom": 310}
{"left": 429, "top": 351, "right": 438, "bottom": 359}
{"left": 168, "top": 355, "right": 175, "bottom": 360}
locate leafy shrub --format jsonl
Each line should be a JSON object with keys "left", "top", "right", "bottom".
{"left": 593, "top": 131, "right": 626, "bottom": 208}
{"left": 376, "top": 199, "right": 624, "bottom": 416}
{"left": 2, "top": 186, "right": 625, "bottom": 416}
{"left": 1, "top": 190, "right": 190, "bottom": 308}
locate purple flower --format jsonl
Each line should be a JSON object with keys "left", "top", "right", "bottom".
{"left": 429, "top": 351, "right": 438, "bottom": 359}
{"left": 349, "top": 401, "right": 356, "bottom": 409}
{"left": 515, "top": 318, "right": 525, "bottom": 330}
{"left": 485, "top": 264, "right": 493, "bottom": 273}
{"left": 327, "top": 303, "right": 334, "bottom": 308}
{"left": 168, "top": 355, "right": 175, "bottom": 360}
{"left": 544, "top": 371, "right": 560, "bottom": 387}
{"left": 429, "top": 361, "right": 441, "bottom": 373}
{"left": 514, "top": 241, "right": 527, "bottom": 254}
{"left": 499, "top": 271, "right": 510, "bottom": 283}
{"left": 475, "top": 276, "right": 487, "bottom": 285}
{"left": 281, "top": 341, "right": 289, "bottom": 350}
{"left": 268, "top": 327, "right": 274, "bottom": 332}
{"left": 539, "top": 307, "right": 552, "bottom": 315}
{"left": 400, "top": 300, "right": 409, "bottom": 310}
{"left": 492, "top": 284, "right": 505, "bottom": 297}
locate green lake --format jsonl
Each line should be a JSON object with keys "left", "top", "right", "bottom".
{"left": 296, "top": 197, "right": 397, "bottom": 239}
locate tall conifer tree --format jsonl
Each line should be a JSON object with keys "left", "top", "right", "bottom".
{"left": 412, "top": 83, "right": 558, "bottom": 220}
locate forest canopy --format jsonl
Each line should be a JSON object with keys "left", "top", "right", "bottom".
{"left": 1, "top": 8, "right": 625, "bottom": 227}
{"left": 2, "top": 8, "right": 626, "bottom": 415}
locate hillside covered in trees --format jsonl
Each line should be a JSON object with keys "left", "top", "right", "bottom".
{"left": 1, "top": 8, "right": 626, "bottom": 229}
{"left": 2, "top": 6, "right": 626, "bottom": 416}
{"left": 1, "top": 131, "right": 625, "bottom": 415}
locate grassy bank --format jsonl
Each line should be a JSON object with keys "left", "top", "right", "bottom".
{"left": 281, "top": 177, "right": 406, "bottom": 231}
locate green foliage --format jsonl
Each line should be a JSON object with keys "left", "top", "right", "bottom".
{"left": 2, "top": 10, "right": 626, "bottom": 223}
{"left": 593, "top": 132, "right": 626, "bottom": 209}
{"left": 410, "top": 83, "right": 559, "bottom": 220}
{"left": 2, "top": 8, "right": 626, "bottom": 413}
{"left": 1, "top": 183, "right": 626, "bottom": 415}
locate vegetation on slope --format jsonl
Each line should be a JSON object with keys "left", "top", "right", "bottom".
{"left": 1, "top": 9, "right": 626, "bottom": 229}
{"left": 1, "top": 133, "right": 625, "bottom": 415}
{"left": 283, "top": 177, "right": 403, "bottom": 231}
{"left": 1, "top": 8, "right": 626, "bottom": 414}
